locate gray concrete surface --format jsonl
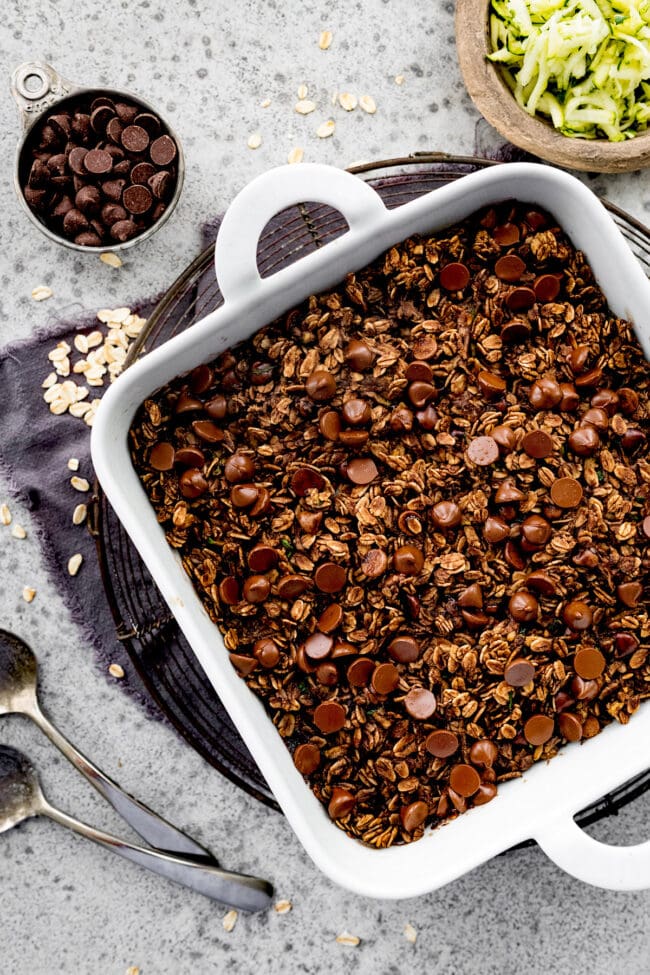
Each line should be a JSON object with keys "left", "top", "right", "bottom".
{"left": 1, "top": 2, "right": 650, "bottom": 973}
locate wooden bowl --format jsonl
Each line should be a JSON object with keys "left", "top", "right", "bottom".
{"left": 455, "top": 0, "right": 650, "bottom": 173}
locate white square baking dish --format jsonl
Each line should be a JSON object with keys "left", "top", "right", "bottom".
{"left": 92, "top": 161, "right": 650, "bottom": 896}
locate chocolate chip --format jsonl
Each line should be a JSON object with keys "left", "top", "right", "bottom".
{"left": 346, "top": 658, "right": 374, "bottom": 687}
{"left": 318, "top": 603, "right": 343, "bottom": 633}
{"left": 304, "top": 632, "right": 333, "bottom": 661}
{"left": 506, "top": 288, "right": 536, "bottom": 312}
{"left": 439, "top": 262, "right": 469, "bottom": 291}
{"left": 400, "top": 800, "right": 428, "bottom": 832}
{"left": 342, "top": 398, "right": 372, "bottom": 425}
{"left": 562, "top": 600, "right": 593, "bottom": 631}
{"left": 550, "top": 477, "right": 583, "bottom": 509}
{"left": 431, "top": 500, "right": 462, "bottom": 529}
{"left": 483, "top": 515, "right": 510, "bottom": 544}
{"left": 123, "top": 184, "right": 153, "bottom": 214}
{"left": 75, "top": 185, "right": 101, "bottom": 214}
{"left": 558, "top": 712, "right": 582, "bottom": 742}
{"left": 179, "top": 468, "right": 208, "bottom": 499}
{"left": 121, "top": 124, "right": 150, "bottom": 153}
{"left": 90, "top": 105, "right": 114, "bottom": 134}
{"left": 405, "top": 360, "right": 434, "bottom": 383}
{"left": 110, "top": 219, "right": 138, "bottom": 241}
{"left": 388, "top": 635, "right": 420, "bottom": 663}
{"left": 148, "top": 169, "right": 173, "bottom": 200}
{"left": 248, "top": 543, "right": 279, "bottom": 572}
{"left": 495, "top": 254, "right": 526, "bottom": 282}
{"left": 404, "top": 687, "right": 436, "bottom": 720}
{"left": 617, "top": 582, "right": 643, "bottom": 608}
{"left": 371, "top": 662, "right": 400, "bottom": 695}
{"left": 130, "top": 161, "right": 156, "bottom": 185}
{"left": 150, "top": 134, "right": 177, "bottom": 165}
{"left": 224, "top": 452, "right": 255, "bottom": 482}
{"left": 524, "top": 715, "right": 554, "bottom": 745}
{"left": 175, "top": 447, "right": 205, "bottom": 468}
{"left": 62, "top": 208, "right": 90, "bottom": 237}
{"left": 254, "top": 638, "right": 280, "bottom": 668}
{"left": 449, "top": 764, "right": 481, "bottom": 797}
{"left": 508, "top": 590, "right": 538, "bottom": 622}
{"left": 522, "top": 429, "right": 554, "bottom": 459}
{"left": 346, "top": 457, "right": 378, "bottom": 485}
{"left": 529, "top": 377, "right": 562, "bottom": 410}
{"left": 493, "top": 222, "right": 519, "bottom": 246}
{"left": 306, "top": 369, "right": 336, "bottom": 401}
{"left": 319, "top": 410, "right": 341, "bottom": 441}
{"left": 393, "top": 544, "right": 424, "bottom": 574}
{"left": 490, "top": 425, "right": 516, "bottom": 453}
{"left": 425, "top": 729, "right": 459, "bottom": 758}
{"left": 242, "top": 575, "right": 271, "bottom": 603}
{"left": 84, "top": 148, "right": 113, "bottom": 174}
{"left": 345, "top": 339, "right": 374, "bottom": 371}
{"left": 314, "top": 562, "right": 346, "bottom": 593}
{"left": 293, "top": 743, "right": 321, "bottom": 775}
{"left": 361, "top": 548, "right": 388, "bottom": 579}
{"left": 328, "top": 787, "right": 355, "bottom": 819}
{"left": 573, "top": 646, "right": 605, "bottom": 679}
{"left": 534, "top": 274, "right": 560, "bottom": 302}
{"left": 469, "top": 739, "right": 498, "bottom": 767}
{"left": 467, "top": 435, "right": 499, "bottom": 466}
{"left": 134, "top": 112, "right": 162, "bottom": 137}
{"left": 477, "top": 370, "right": 506, "bottom": 400}
{"left": 314, "top": 701, "right": 346, "bottom": 733}
{"left": 568, "top": 425, "right": 600, "bottom": 457}
{"left": 504, "top": 658, "right": 535, "bottom": 687}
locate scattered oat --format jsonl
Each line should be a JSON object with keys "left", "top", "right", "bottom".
{"left": 338, "top": 92, "right": 358, "bottom": 112}
{"left": 72, "top": 503, "right": 87, "bottom": 525}
{"left": 109, "top": 663, "right": 125, "bottom": 679}
{"left": 109, "top": 307, "right": 131, "bottom": 324}
{"left": 42, "top": 372, "right": 57, "bottom": 388}
{"left": 274, "top": 899, "right": 292, "bottom": 914}
{"left": 0, "top": 504, "right": 11, "bottom": 526}
{"left": 336, "top": 932, "right": 360, "bottom": 946}
{"left": 31, "top": 285, "right": 53, "bottom": 302}
{"left": 100, "top": 252, "right": 123, "bottom": 268}
{"left": 287, "top": 147, "right": 304, "bottom": 165}
{"left": 125, "top": 967, "right": 140, "bottom": 975}
{"left": 11, "top": 525, "right": 26, "bottom": 540}
{"left": 222, "top": 909, "right": 238, "bottom": 932}
{"left": 74, "top": 333, "right": 89, "bottom": 355}
{"left": 359, "top": 95, "right": 377, "bottom": 114}
{"left": 22, "top": 587, "right": 36, "bottom": 603}
{"left": 295, "top": 99, "right": 316, "bottom": 115}
{"left": 395, "top": 74, "right": 405, "bottom": 85}
{"left": 319, "top": 29, "right": 333, "bottom": 50}
{"left": 297, "top": 83, "right": 308, "bottom": 100}
{"left": 69, "top": 401, "right": 92, "bottom": 418}
{"left": 48, "top": 346, "right": 68, "bottom": 363}
{"left": 71, "top": 476, "right": 90, "bottom": 492}
{"left": 247, "top": 132, "right": 262, "bottom": 150}
{"left": 49, "top": 399, "right": 69, "bottom": 415}
{"left": 67, "top": 457, "right": 80, "bottom": 471}
{"left": 331, "top": 90, "right": 339, "bottom": 106}
{"left": 260, "top": 98, "right": 271, "bottom": 108}
{"left": 404, "top": 922, "right": 417, "bottom": 944}
{"left": 86, "top": 330, "right": 104, "bottom": 348}
{"left": 67, "top": 553, "right": 83, "bottom": 576}
{"left": 316, "top": 119, "right": 336, "bottom": 139}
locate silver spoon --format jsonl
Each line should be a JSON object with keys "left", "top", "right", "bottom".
{"left": 0, "top": 744, "right": 272, "bottom": 910}
{"left": 0, "top": 628, "right": 212, "bottom": 858}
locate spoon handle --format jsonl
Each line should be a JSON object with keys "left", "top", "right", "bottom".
{"left": 40, "top": 799, "right": 273, "bottom": 912}
{"left": 30, "top": 703, "right": 213, "bottom": 859}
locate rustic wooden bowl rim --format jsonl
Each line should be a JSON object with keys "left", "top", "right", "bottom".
{"left": 455, "top": 0, "right": 650, "bottom": 173}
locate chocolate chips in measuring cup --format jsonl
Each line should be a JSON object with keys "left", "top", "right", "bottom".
{"left": 130, "top": 200, "right": 649, "bottom": 848}
{"left": 20, "top": 94, "right": 179, "bottom": 246}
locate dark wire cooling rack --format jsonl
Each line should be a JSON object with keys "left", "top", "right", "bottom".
{"left": 94, "top": 153, "right": 650, "bottom": 836}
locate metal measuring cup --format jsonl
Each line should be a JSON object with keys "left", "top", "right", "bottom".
{"left": 11, "top": 61, "right": 185, "bottom": 253}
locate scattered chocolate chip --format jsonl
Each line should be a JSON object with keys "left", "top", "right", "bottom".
{"left": 293, "top": 743, "right": 321, "bottom": 775}
{"left": 504, "top": 658, "right": 535, "bottom": 687}
{"left": 550, "top": 477, "right": 583, "bottom": 509}
{"left": 524, "top": 715, "right": 554, "bottom": 746}
{"left": 467, "top": 435, "right": 499, "bottom": 466}
{"left": 425, "top": 730, "right": 459, "bottom": 758}
{"left": 439, "top": 262, "right": 469, "bottom": 291}
{"left": 314, "top": 701, "right": 346, "bottom": 734}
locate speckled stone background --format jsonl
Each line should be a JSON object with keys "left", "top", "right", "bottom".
{"left": 2, "top": 3, "right": 650, "bottom": 974}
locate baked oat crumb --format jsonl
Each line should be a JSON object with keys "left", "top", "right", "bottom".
{"left": 338, "top": 92, "right": 358, "bottom": 112}
{"left": 11, "top": 525, "right": 26, "bottom": 540}
{"left": 67, "top": 457, "right": 80, "bottom": 471}
{"left": 287, "top": 147, "right": 305, "bottom": 165}
{"left": 319, "top": 29, "right": 333, "bottom": 50}
{"left": 359, "top": 94, "right": 377, "bottom": 114}
{"left": 72, "top": 503, "right": 87, "bottom": 526}
{"left": 100, "top": 252, "right": 123, "bottom": 268}
{"left": 0, "top": 504, "right": 11, "bottom": 526}
{"left": 247, "top": 132, "right": 263, "bottom": 150}
{"left": 70, "top": 476, "right": 90, "bottom": 493}
{"left": 336, "top": 932, "right": 361, "bottom": 946}
{"left": 295, "top": 99, "right": 317, "bottom": 115}
{"left": 22, "top": 587, "right": 36, "bottom": 603}
{"left": 109, "top": 663, "right": 125, "bottom": 679}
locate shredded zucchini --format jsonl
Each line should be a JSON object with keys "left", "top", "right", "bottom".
{"left": 488, "top": 0, "right": 650, "bottom": 139}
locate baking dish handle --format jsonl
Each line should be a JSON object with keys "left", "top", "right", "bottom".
{"left": 214, "top": 163, "right": 387, "bottom": 305}
{"left": 536, "top": 814, "right": 650, "bottom": 890}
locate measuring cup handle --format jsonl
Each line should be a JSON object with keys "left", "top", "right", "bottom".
{"left": 536, "top": 813, "right": 650, "bottom": 891}
{"left": 214, "top": 163, "right": 387, "bottom": 305}
{"left": 11, "top": 61, "right": 79, "bottom": 129}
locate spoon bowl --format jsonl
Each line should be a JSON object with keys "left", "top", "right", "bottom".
{"left": 0, "top": 745, "right": 43, "bottom": 833}
{"left": 0, "top": 629, "right": 39, "bottom": 715}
